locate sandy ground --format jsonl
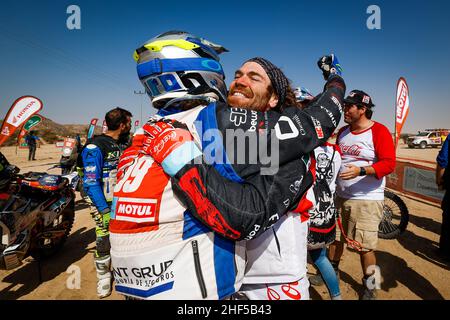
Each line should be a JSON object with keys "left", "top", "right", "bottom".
{"left": 0, "top": 143, "right": 448, "bottom": 300}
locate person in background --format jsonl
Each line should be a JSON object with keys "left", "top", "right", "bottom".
{"left": 80, "top": 107, "right": 132, "bottom": 298}
{"left": 24, "top": 130, "right": 40, "bottom": 161}
{"left": 436, "top": 136, "right": 450, "bottom": 260}
{"left": 294, "top": 87, "right": 343, "bottom": 300}
{"left": 328, "top": 90, "right": 396, "bottom": 300}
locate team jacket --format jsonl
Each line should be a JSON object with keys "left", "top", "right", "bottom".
{"left": 109, "top": 75, "right": 346, "bottom": 299}
{"left": 81, "top": 135, "right": 122, "bottom": 212}
{"left": 243, "top": 163, "right": 315, "bottom": 285}
{"left": 243, "top": 143, "right": 342, "bottom": 284}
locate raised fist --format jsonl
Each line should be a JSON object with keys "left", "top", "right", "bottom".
{"left": 317, "top": 54, "right": 342, "bottom": 80}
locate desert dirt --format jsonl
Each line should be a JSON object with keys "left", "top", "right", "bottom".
{"left": 0, "top": 142, "right": 449, "bottom": 300}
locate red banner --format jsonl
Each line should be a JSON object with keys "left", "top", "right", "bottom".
{"left": 17, "top": 128, "right": 27, "bottom": 145}
{"left": 102, "top": 120, "right": 108, "bottom": 134}
{"left": 0, "top": 96, "right": 43, "bottom": 146}
{"left": 394, "top": 77, "right": 410, "bottom": 149}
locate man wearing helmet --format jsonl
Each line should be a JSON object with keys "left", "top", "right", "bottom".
{"left": 109, "top": 31, "right": 345, "bottom": 299}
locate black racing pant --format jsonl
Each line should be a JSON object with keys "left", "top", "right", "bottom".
{"left": 441, "top": 192, "right": 450, "bottom": 255}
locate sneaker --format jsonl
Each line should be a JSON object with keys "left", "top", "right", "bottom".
{"left": 309, "top": 273, "right": 325, "bottom": 286}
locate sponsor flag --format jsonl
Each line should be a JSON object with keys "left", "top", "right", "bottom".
{"left": 24, "top": 114, "right": 43, "bottom": 131}
{"left": 102, "top": 120, "right": 108, "bottom": 134}
{"left": 0, "top": 96, "right": 43, "bottom": 146}
{"left": 394, "top": 77, "right": 410, "bottom": 149}
{"left": 17, "top": 114, "right": 43, "bottom": 145}
{"left": 87, "top": 118, "right": 98, "bottom": 139}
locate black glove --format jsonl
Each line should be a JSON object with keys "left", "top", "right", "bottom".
{"left": 317, "top": 54, "right": 343, "bottom": 80}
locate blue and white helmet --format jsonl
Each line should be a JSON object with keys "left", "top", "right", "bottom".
{"left": 133, "top": 30, "right": 228, "bottom": 109}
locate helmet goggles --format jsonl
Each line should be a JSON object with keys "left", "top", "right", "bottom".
{"left": 137, "top": 57, "right": 224, "bottom": 80}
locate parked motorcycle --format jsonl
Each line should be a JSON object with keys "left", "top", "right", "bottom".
{"left": 0, "top": 164, "right": 76, "bottom": 270}
{"left": 59, "top": 138, "right": 80, "bottom": 175}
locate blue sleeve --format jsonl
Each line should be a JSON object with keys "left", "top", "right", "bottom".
{"left": 195, "top": 104, "right": 244, "bottom": 183}
{"left": 82, "top": 144, "right": 109, "bottom": 212}
{"left": 437, "top": 138, "right": 449, "bottom": 168}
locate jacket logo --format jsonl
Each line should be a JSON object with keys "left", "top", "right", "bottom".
{"left": 312, "top": 117, "right": 324, "bottom": 139}
{"left": 229, "top": 108, "right": 247, "bottom": 126}
{"left": 115, "top": 197, "right": 157, "bottom": 223}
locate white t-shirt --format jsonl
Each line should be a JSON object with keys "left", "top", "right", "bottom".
{"left": 336, "top": 122, "right": 396, "bottom": 201}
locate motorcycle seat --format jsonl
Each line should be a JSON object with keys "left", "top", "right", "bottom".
{"left": 20, "top": 173, "right": 68, "bottom": 191}
{"left": 21, "top": 172, "right": 46, "bottom": 181}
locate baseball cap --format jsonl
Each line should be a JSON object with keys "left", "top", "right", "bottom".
{"left": 344, "top": 90, "right": 375, "bottom": 108}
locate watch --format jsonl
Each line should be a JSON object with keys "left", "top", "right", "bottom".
{"left": 359, "top": 167, "right": 367, "bottom": 176}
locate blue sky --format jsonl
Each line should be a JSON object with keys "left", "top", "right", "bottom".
{"left": 0, "top": 0, "right": 449, "bottom": 133}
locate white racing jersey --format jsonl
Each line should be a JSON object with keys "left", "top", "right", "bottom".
{"left": 243, "top": 157, "right": 314, "bottom": 284}
{"left": 110, "top": 105, "right": 246, "bottom": 300}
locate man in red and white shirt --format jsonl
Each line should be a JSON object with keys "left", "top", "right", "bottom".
{"left": 328, "top": 90, "right": 395, "bottom": 300}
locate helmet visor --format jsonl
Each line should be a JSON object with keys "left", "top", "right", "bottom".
{"left": 142, "top": 72, "right": 188, "bottom": 99}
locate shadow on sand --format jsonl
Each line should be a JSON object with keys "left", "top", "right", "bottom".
{"left": 0, "top": 226, "right": 95, "bottom": 300}
{"left": 396, "top": 227, "right": 450, "bottom": 271}
{"left": 337, "top": 250, "right": 444, "bottom": 300}
{"left": 376, "top": 250, "right": 444, "bottom": 300}
{"left": 408, "top": 213, "right": 442, "bottom": 236}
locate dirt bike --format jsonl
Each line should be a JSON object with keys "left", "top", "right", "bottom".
{"left": 0, "top": 164, "right": 76, "bottom": 270}
{"left": 59, "top": 139, "right": 80, "bottom": 176}
{"left": 378, "top": 190, "right": 409, "bottom": 239}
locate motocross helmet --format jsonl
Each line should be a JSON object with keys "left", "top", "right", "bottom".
{"left": 134, "top": 30, "right": 229, "bottom": 110}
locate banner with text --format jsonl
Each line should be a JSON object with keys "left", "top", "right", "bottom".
{"left": 0, "top": 96, "right": 43, "bottom": 146}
